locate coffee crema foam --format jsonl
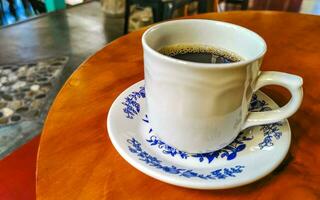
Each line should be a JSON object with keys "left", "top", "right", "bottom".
{"left": 158, "top": 44, "right": 243, "bottom": 64}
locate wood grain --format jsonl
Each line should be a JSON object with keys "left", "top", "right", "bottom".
{"left": 37, "top": 11, "right": 320, "bottom": 200}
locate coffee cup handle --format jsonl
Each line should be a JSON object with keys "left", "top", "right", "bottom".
{"left": 242, "top": 71, "right": 303, "bottom": 130}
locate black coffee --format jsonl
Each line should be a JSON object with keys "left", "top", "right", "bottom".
{"left": 158, "top": 44, "right": 242, "bottom": 64}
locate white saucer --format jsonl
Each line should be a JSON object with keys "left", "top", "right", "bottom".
{"left": 107, "top": 80, "right": 291, "bottom": 189}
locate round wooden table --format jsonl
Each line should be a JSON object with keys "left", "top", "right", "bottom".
{"left": 37, "top": 11, "right": 320, "bottom": 199}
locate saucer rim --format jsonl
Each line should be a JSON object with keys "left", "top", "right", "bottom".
{"left": 107, "top": 80, "right": 291, "bottom": 189}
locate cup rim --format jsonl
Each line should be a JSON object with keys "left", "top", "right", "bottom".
{"left": 142, "top": 19, "right": 267, "bottom": 69}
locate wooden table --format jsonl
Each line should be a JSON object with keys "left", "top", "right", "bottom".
{"left": 37, "top": 11, "right": 320, "bottom": 199}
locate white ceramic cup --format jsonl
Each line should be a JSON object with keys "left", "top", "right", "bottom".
{"left": 142, "top": 19, "right": 303, "bottom": 153}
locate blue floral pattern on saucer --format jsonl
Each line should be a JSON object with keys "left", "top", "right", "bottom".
{"left": 122, "top": 86, "right": 145, "bottom": 119}
{"left": 128, "top": 137, "right": 245, "bottom": 179}
{"left": 143, "top": 114, "right": 253, "bottom": 163}
{"left": 259, "top": 122, "right": 282, "bottom": 149}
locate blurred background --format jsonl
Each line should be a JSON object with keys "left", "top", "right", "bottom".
{"left": 0, "top": 0, "right": 319, "bottom": 159}
{"left": 1, "top": 0, "right": 320, "bottom": 29}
